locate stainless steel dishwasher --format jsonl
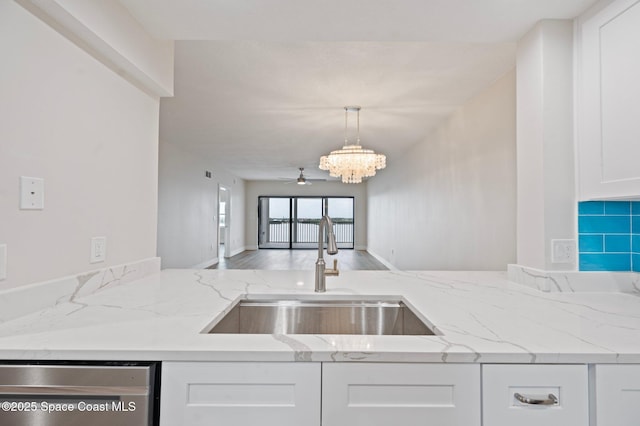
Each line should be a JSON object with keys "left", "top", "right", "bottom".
{"left": 0, "top": 362, "right": 159, "bottom": 426}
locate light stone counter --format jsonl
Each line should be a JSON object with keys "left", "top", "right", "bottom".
{"left": 0, "top": 268, "right": 639, "bottom": 363}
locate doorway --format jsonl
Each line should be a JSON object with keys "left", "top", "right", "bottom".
{"left": 218, "top": 185, "right": 231, "bottom": 258}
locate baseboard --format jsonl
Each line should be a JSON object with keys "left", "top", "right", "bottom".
{"left": 191, "top": 258, "right": 219, "bottom": 269}
{"left": 228, "top": 246, "right": 247, "bottom": 257}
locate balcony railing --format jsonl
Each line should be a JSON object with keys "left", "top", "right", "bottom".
{"left": 267, "top": 219, "right": 354, "bottom": 244}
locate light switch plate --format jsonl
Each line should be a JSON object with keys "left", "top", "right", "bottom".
{"left": 90, "top": 237, "right": 106, "bottom": 263}
{"left": 0, "top": 244, "right": 6, "bottom": 281}
{"left": 20, "top": 176, "right": 44, "bottom": 210}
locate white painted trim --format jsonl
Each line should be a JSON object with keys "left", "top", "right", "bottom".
{"left": 245, "top": 245, "right": 259, "bottom": 251}
{"left": 354, "top": 245, "right": 367, "bottom": 251}
{"left": 366, "top": 249, "right": 399, "bottom": 271}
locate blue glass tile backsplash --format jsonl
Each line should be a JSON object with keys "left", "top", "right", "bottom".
{"left": 578, "top": 201, "right": 640, "bottom": 272}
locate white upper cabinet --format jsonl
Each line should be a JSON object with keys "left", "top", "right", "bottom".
{"left": 576, "top": 0, "right": 640, "bottom": 200}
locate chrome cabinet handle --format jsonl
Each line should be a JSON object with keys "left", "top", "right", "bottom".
{"left": 514, "top": 392, "right": 558, "bottom": 405}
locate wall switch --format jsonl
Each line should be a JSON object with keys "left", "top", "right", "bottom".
{"left": 0, "top": 244, "right": 6, "bottom": 281}
{"left": 90, "top": 237, "right": 107, "bottom": 263}
{"left": 551, "top": 239, "right": 576, "bottom": 264}
{"left": 20, "top": 176, "right": 44, "bottom": 210}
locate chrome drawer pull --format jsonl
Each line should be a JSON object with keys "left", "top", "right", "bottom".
{"left": 514, "top": 392, "right": 558, "bottom": 405}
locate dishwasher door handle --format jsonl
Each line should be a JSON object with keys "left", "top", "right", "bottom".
{"left": 0, "top": 385, "right": 149, "bottom": 396}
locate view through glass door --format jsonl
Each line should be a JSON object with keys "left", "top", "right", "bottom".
{"left": 258, "top": 196, "right": 354, "bottom": 249}
{"left": 293, "top": 197, "right": 322, "bottom": 249}
{"left": 258, "top": 197, "right": 290, "bottom": 249}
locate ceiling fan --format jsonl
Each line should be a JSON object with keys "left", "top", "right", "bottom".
{"left": 283, "top": 168, "right": 325, "bottom": 185}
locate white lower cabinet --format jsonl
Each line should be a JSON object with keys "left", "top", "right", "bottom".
{"left": 482, "top": 364, "right": 589, "bottom": 426}
{"left": 160, "top": 362, "right": 320, "bottom": 426}
{"left": 322, "top": 363, "right": 481, "bottom": 426}
{"left": 592, "top": 364, "right": 640, "bottom": 426}
{"left": 161, "top": 361, "right": 609, "bottom": 426}
{"left": 161, "top": 362, "right": 480, "bottom": 426}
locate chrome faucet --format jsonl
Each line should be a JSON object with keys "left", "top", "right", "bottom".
{"left": 315, "top": 215, "right": 339, "bottom": 292}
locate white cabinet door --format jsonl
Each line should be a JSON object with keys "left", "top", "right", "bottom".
{"left": 576, "top": 0, "right": 640, "bottom": 200}
{"left": 593, "top": 364, "right": 640, "bottom": 425}
{"left": 482, "top": 364, "right": 588, "bottom": 426}
{"left": 322, "top": 363, "right": 480, "bottom": 426}
{"left": 160, "top": 362, "right": 320, "bottom": 426}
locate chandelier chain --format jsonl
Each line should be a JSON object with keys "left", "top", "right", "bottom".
{"left": 356, "top": 108, "right": 360, "bottom": 144}
{"left": 344, "top": 108, "right": 348, "bottom": 145}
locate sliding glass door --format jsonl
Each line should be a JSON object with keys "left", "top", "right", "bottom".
{"left": 258, "top": 197, "right": 291, "bottom": 249}
{"left": 258, "top": 196, "right": 354, "bottom": 249}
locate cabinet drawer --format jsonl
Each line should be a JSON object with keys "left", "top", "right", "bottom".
{"left": 160, "top": 362, "right": 320, "bottom": 426}
{"left": 482, "top": 364, "right": 588, "bottom": 426}
{"left": 322, "top": 363, "right": 480, "bottom": 426}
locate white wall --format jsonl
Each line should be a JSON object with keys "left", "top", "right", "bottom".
{"left": 157, "top": 141, "right": 246, "bottom": 268}
{"left": 245, "top": 181, "right": 367, "bottom": 250}
{"left": 367, "top": 70, "right": 517, "bottom": 270}
{"left": 516, "top": 20, "right": 576, "bottom": 271}
{"left": 0, "top": 0, "right": 159, "bottom": 289}
{"left": 15, "top": 0, "right": 174, "bottom": 97}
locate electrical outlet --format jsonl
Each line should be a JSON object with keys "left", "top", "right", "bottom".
{"left": 20, "top": 176, "right": 44, "bottom": 210}
{"left": 0, "top": 244, "right": 7, "bottom": 281}
{"left": 551, "top": 239, "right": 576, "bottom": 264}
{"left": 90, "top": 237, "right": 107, "bottom": 263}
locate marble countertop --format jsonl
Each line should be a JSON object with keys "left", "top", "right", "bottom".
{"left": 0, "top": 269, "right": 639, "bottom": 363}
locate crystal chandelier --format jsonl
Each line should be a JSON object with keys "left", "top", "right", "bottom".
{"left": 319, "top": 106, "right": 386, "bottom": 184}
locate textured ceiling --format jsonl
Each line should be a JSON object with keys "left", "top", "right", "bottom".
{"left": 120, "top": 0, "right": 597, "bottom": 181}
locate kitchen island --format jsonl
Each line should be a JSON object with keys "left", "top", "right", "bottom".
{"left": 1, "top": 269, "right": 640, "bottom": 425}
{"left": 0, "top": 268, "right": 638, "bottom": 363}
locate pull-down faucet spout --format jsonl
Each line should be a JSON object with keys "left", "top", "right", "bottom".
{"left": 315, "top": 215, "right": 339, "bottom": 292}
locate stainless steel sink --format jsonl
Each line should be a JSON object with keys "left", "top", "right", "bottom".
{"left": 205, "top": 298, "right": 436, "bottom": 335}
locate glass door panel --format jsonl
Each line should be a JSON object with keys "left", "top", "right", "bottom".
{"left": 292, "top": 198, "right": 323, "bottom": 249}
{"left": 258, "top": 197, "right": 291, "bottom": 249}
{"left": 326, "top": 198, "right": 354, "bottom": 249}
